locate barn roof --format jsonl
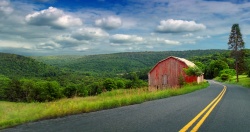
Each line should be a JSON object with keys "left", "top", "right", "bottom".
{"left": 172, "top": 56, "right": 195, "bottom": 67}
{"left": 149, "top": 56, "right": 196, "bottom": 73}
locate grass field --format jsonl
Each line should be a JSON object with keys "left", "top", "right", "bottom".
{"left": 215, "top": 75, "right": 250, "bottom": 88}
{"left": 0, "top": 82, "right": 208, "bottom": 129}
{"left": 228, "top": 75, "right": 250, "bottom": 87}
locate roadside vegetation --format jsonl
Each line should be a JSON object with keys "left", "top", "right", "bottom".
{"left": 0, "top": 82, "right": 208, "bottom": 129}
{"left": 215, "top": 75, "right": 250, "bottom": 88}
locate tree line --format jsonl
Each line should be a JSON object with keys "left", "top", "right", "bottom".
{"left": 0, "top": 71, "right": 147, "bottom": 102}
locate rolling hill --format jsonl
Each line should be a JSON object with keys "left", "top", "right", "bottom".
{"left": 33, "top": 49, "right": 229, "bottom": 75}
{"left": 0, "top": 53, "right": 60, "bottom": 78}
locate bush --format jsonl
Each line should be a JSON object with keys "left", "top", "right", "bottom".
{"left": 220, "top": 74, "right": 230, "bottom": 81}
{"left": 64, "top": 84, "right": 78, "bottom": 98}
{"left": 33, "top": 80, "right": 63, "bottom": 102}
{"left": 87, "top": 82, "right": 102, "bottom": 95}
{"left": 103, "top": 78, "right": 117, "bottom": 91}
{"left": 4, "top": 79, "right": 23, "bottom": 102}
{"left": 116, "top": 80, "right": 125, "bottom": 89}
{"left": 219, "top": 69, "right": 236, "bottom": 76}
{"left": 3, "top": 79, "right": 63, "bottom": 102}
{"left": 178, "top": 76, "right": 185, "bottom": 87}
{"left": 76, "top": 83, "right": 88, "bottom": 97}
{"left": 184, "top": 66, "right": 203, "bottom": 76}
{"left": 0, "top": 75, "right": 10, "bottom": 100}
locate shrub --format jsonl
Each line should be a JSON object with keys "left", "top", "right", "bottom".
{"left": 76, "top": 84, "right": 88, "bottom": 97}
{"left": 184, "top": 66, "right": 203, "bottom": 76}
{"left": 0, "top": 75, "right": 11, "bottom": 100}
{"left": 34, "top": 80, "right": 63, "bottom": 102}
{"left": 87, "top": 82, "right": 102, "bottom": 95}
{"left": 4, "top": 79, "right": 23, "bottom": 102}
{"left": 103, "top": 78, "right": 117, "bottom": 91}
{"left": 64, "top": 84, "right": 78, "bottom": 98}
{"left": 116, "top": 80, "right": 125, "bottom": 89}
{"left": 220, "top": 74, "right": 230, "bottom": 81}
{"left": 178, "top": 75, "right": 185, "bottom": 87}
{"left": 219, "top": 69, "right": 236, "bottom": 76}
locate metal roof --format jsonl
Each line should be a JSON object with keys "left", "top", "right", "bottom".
{"left": 149, "top": 56, "right": 196, "bottom": 73}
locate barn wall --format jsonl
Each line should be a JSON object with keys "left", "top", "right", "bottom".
{"left": 148, "top": 57, "right": 198, "bottom": 90}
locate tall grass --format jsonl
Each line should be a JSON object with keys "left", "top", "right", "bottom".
{"left": 228, "top": 75, "right": 250, "bottom": 87}
{"left": 0, "top": 82, "right": 208, "bottom": 129}
{"left": 215, "top": 75, "right": 250, "bottom": 88}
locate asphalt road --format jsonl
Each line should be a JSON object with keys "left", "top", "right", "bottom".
{"left": 2, "top": 80, "right": 250, "bottom": 132}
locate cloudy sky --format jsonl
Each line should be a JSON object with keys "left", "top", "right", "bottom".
{"left": 1, "top": 0, "right": 250, "bottom": 56}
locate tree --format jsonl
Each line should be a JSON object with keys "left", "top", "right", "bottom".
{"left": 184, "top": 66, "right": 203, "bottom": 76}
{"left": 206, "top": 60, "right": 229, "bottom": 78}
{"left": 228, "top": 23, "right": 245, "bottom": 82}
{"left": 103, "top": 78, "right": 117, "bottom": 91}
{"left": 0, "top": 75, "right": 11, "bottom": 100}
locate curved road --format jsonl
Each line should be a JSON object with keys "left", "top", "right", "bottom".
{"left": 2, "top": 81, "right": 250, "bottom": 132}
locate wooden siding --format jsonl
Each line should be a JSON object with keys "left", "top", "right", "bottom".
{"left": 148, "top": 56, "right": 197, "bottom": 90}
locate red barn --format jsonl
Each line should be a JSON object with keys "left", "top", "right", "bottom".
{"left": 148, "top": 56, "right": 204, "bottom": 90}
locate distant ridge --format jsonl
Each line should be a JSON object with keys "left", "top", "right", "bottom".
{"left": 0, "top": 52, "right": 60, "bottom": 78}
{"left": 33, "top": 49, "right": 229, "bottom": 74}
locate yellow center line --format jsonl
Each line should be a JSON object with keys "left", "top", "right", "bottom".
{"left": 179, "top": 85, "right": 227, "bottom": 132}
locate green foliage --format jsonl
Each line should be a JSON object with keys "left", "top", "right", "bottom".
{"left": 103, "top": 78, "right": 117, "bottom": 91}
{"left": 63, "top": 84, "right": 78, "bottom": 98}
{"left": 0, "top": 75, "right": 11, "bottom": 100}
{"left": 33, "top": 50, "right": 229, "bottom": 76}
{"left": 248, "top": 70, "right": 250, "bottom": 77}
{"left": 220, "top": 74, "right": 230, "bottom": 81}
{"left": 219, "top": 69, "right": 236, "bottom": 76}
{"left": 0, "top": 53, "right": 60, "bottom": 78}
{"left": 4, "top": 79, "right": 23, "bottom": 102}
{"left": 178, "top": 75, "right": 185, "bottom": 87}
{"left": 87, "top": 82, "right": 103, "bottom": 95}
{"left": 194, "top": 61, "right": 205, "bottom": 72}
{"left": 206, "top": 60, "right": 229, "bottom": 78}
{"left": 116, "top": 80, "right": 125, "bottom": 89}
{"left": 1, "top": 50, "right": 249, "bottom": 103}
{"left": 184, "top": 66, "right": 203, "bottom": 76}
{"left": 228, "top": 24, "right": 245, "bottom": 82}
{"left": 3, "top": 79, "right": 63, "bottom": 102}
{"left": 228, "top": 24, "right": 244, "bottom": 51}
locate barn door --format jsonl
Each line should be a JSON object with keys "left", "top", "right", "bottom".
{"left": 163, "top": 74, "right": 167, "bottom": 85}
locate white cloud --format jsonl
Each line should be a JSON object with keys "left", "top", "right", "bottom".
{"left": 0, "top": 0, "right": 13, "bottom": 15}
{"left": 183, "top": 33, "right": 194, "bottom": 37}
{"left": 71, "top": 27, "right": 109, "bottom": 40}
{"left": 196, "top": 35, "right": 211, "bottom": 39}
{"left": 25, "top": 7, "right": 82, "bottom": 29}
{"left": 74, "top": 47, "right": 89, "bottom": 52}
{"left": 95, "top": 16, "right": 122, "bottom": 30}
{"left": 110, "top": 34, "right": 143, "bottom": 44}
{"left": 36, "top": 41, "right": 61, "bottom": 50}
{"left": 0, "top": 40, "right": 33, "bottom": 49}
{"left": 54, "top": 35, "right": 83, "bottom": 48}
{"left": 156, "top": 38, "right": 181, "bottom": 45}
{"left": 156, "top": 19, "right": 206, "bottom": 33}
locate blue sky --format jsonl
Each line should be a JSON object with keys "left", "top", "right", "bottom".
{"left": 0, "top": 0, "right": 250, "bottom": 56}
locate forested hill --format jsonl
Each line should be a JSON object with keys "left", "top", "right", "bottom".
{"left": 33, "top": 49, "right": 229, "bottom": 75}
{"left": 0, "top": 53, "right": 60, "bottom": 78}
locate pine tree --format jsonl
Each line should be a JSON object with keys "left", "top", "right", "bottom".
{"left": 228, "top": 24, "right": 245, "bottom": 82}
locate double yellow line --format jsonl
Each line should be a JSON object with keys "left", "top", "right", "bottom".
{"left": 179, "top": 85, "right": 227, "bottom": 132}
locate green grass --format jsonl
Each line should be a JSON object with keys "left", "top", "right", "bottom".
{"left": 215, "top": 75, "right": 250, "bottom": 88}
{"left": 0, "top": 82, "right": 209, "bottom": 129}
